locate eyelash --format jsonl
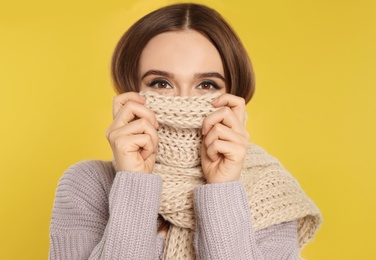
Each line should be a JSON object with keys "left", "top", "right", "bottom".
{"left": 147, "top": 79, "right": 172, "bottom": 89}
{"left": 147, "top": 79, "right": 222, "bottom": 90}
{"left": 198, "top": 81, "right": 221, "bottom": 90}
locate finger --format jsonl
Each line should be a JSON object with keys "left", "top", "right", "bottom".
{"left": 112, "top": 133, "right": 157, "bottom": 162}
{"left": 205, "top": 139, "right": 244, "bottom": 162}
{"left": 202, "top": 107, "right": 248, "bottom": 137}
{"left": 111, "top": 101, "right": 159, "bottom": 131}
{"left": 129, "top": 134, "right": 157, "bottom": 161}
{"left": 203, "top": 123, "right": 248, "bottom": 149}
{"left": 123, "top": 118, "right": 159, "bottom": 151}
{"left": 112, "top": 92, "right": 146, "bottom": 119}
{"left": 107, "top": 118, "right": 159, "bottom": 151}
{"left": 211, "top": 94, "right": 246, "bottom": 124}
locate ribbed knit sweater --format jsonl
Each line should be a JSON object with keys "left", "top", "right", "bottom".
{"left": 49, "top": 92, "right": 321, "bottom": 259}
{"left": 49, "top": 160, "right": 300, "bottom": 259}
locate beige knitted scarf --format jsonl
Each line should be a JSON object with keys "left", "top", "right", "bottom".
{"left": 140, "top": 91, "right": 322, "bottom": 260}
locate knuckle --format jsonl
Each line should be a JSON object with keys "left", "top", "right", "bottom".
{"left": 122, "top": 101, "right": 131, "bottom": 110}
{"left": 113, "top": 94, "right": 125, "bottom": 106}
{"left": 212, "top": 139, "right": 221, "bottom": 149}
{"left": 222, "top": 106, "right": 232, "bottom": 115}
{"left": 237, "top": 96, "right": 246, "bottom": 106}
{"left": 138, "top": 118, "right": 149, "bottom": 128}
{"left": 105, "top": 129, "right": 112, "bottom": 139}
{"left": 202, "top": 116, "right": 209, "bottom": 126}
{"left": 212, "top": 123, "right": 223, "bottom": 134}
{"left": 106, "top": 126, "right": 116, "bottom": 141}
{"left": 113, "top": 136, "right": 126, "bottom": 150}
{"left": 204, "top": 136, "right": 211, "bottom": 147}
{"left": 112, "top": 95, "right": 119, "bottom": 104}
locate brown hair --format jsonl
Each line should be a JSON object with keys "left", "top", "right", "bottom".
{"left": 111, "top": 3, "right": 255, "bottom": 103}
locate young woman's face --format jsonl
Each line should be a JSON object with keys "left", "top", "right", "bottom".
{"left": 139, "top": 30, "right": 226, "bottom": 96}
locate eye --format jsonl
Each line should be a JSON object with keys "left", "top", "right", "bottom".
{"left": 147, "top": 79, "right": 172, "bottom": 89}
{"left": 197, "top": 81, "right": 221, "bottom": 90}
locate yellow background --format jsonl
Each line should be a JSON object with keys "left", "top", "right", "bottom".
{"left": 1, "top": 0, "right": 375, "bottom": 259}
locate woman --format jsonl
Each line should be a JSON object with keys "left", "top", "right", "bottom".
{"left": 49, "top": 3, "right": 321, "bottom": 260}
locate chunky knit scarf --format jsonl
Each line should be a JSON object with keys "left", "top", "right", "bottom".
{"left": 140, "top": 91, "right": 321, "bottom": 260}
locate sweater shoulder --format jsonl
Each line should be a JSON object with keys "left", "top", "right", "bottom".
{"left": 65, "top": 159, "right": 115, "bottom": 175}
{"left": 51, "top": 160, "right": 116, "bottom": 235}
{"left": 53, "top": 160, "right": 116, "bottom": 217}
{"left": 62, "top": 159, "right": 116, "bottom": 185}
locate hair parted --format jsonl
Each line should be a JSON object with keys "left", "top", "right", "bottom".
{"left": 111, "top": 3, "right": 255, "bottom": 103}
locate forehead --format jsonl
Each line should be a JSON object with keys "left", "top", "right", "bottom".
{"left": 139, "top": 30, "right": 224, "bottom": 75}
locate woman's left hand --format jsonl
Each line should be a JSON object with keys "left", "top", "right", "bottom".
{"left": 201, "top": 94, "right": 249, "bottom": 184}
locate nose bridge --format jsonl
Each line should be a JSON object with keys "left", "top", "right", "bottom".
{"left": 177, "top": 86, "right": 191, "bottom": 96}
{"left": 175, "top": 79, "right": 193, "bottom": 96}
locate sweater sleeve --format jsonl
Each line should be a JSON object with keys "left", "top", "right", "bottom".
{"left": 193, "top": 181, "right": 300, "bottom": 260}
{"left": 49, "top": 160, "right": 163, "bottom": 260}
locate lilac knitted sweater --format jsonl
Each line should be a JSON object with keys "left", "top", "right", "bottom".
{"left": 49, "top": 160, "right": 300, "bottom": 260}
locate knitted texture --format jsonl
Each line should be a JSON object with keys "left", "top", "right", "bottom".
{"left": 140, "top": 91, "right": 322, "bottom": 260}
{"left": 50, "top": 160, "right": 301, "bottom": 259}
{"left": 240, "top": 144, "right": 322, "bottom": 248}
{"left": 141, "top": 91, "right": 219, "bottom": 168}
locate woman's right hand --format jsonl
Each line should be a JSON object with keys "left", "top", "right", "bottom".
{"left": 106, "top": 92, "right": 159, "bottom": 173}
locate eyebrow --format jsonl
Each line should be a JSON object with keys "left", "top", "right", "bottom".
{"left": 141, "top": 70, "right": 225, "bottom": 81}
{"left": 141, "top": 70, "right": 171, "bottom": 79}
{"left": 194, "top": 72, "right": 225, "bottom": 81}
